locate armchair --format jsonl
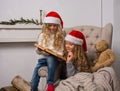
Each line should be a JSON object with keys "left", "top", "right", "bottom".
{"left": 38, "top": 23, "right": 113, "bottom": 91}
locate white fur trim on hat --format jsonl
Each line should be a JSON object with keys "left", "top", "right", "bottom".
{"left": 65, "top": 34, "right": 83, "bottom": 45}
{"left": 44, "top": 17, "right": 60, "bottom": 24}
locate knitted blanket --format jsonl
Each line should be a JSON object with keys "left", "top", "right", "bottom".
{"left": 55, "top": 67, "right": 120, "bottom": 91}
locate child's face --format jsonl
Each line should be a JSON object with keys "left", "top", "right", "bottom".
{"left": 65, "top": 41, "right": 75, "bottom": 53}
{"left": 48, "top": 23, "right": 58, "bottom": 33}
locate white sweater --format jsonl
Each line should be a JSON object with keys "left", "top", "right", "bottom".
{"left": 36, "top": 33, "right": 64, "bottom": 58}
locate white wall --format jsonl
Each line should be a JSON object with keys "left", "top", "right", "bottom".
{"left": 113, "top": 0, "right": 120, "bottom": 80}
{"left": 102, "top": 0, "right": 113, "bottom": 26}
{"left": 0, "top": 0, "right": 102, "bottom": 27}
{"left": 0, "top": 43, "right": 38, "bottom": 87}
{"left": 0, "top": 0, "right": 115, "bottom": 89}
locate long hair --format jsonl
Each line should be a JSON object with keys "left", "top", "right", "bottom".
{"left": 41, "top": 23, "right": 65, "bottom": 50}
{"left": 64, "top": 44, "right": 90, "bottom": 72}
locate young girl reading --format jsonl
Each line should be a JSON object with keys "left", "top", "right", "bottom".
{"left": 64, "top": 30, "right": 91, "bottom": 77}
{"left": 31, "top": 11, "right": 65, "bottom": 91}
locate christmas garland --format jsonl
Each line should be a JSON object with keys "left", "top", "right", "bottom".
{"left": 0, "top": 17, "right": 40, "bottom": 25}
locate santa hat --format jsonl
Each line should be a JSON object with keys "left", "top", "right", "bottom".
{"left": 43, "top": 11, "right": 63, "bottom": 28}
{"left": 65, "top": 30, "right": 87, "bottom": 52}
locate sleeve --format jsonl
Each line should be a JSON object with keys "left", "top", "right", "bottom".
{"left": 36, "top": 33, "right": 49, "bottom": 56}
{"left": 66, "top": 61, "right": 77, "bottom": 77}
{"left": 38, "top": 33, "right": 43, "bottom": 45}
{"left": 35, "top": 48, "right": 49, "bottom": 56}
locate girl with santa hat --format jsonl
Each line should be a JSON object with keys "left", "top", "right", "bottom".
{"left": 31, "top": 11, "right": 65, "bottom": 91}
{"left": 64, "top": 30, "right": 91, "bottom": 78}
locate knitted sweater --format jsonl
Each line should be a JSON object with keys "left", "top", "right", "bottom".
{"left": 36, "top": 33, "right": 64, "bottom": 58}
{"left": 66, "top": 61, "right": 78, "bottom": 77}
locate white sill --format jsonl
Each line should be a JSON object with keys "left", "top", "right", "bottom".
{"left": 0, "top": 24, "right": 41, "bottom": 29}
{"left": 0, "top": 24, "right": 41, "bottom": 42}
{"left": 0, "top": 38, "right": 38, "bottom": 42}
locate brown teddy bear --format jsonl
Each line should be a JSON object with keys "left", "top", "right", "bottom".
{"left": 91, "top": 40, "right": 115, "bottom": 72}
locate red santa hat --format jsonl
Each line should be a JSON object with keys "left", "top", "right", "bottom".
{"left": 43, "top": 11, "right": 63, "bottom": 28}
{"left": 65, "top": 30, "right": 87, "bottom": 52}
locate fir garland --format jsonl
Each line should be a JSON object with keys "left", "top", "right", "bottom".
{"left": 0, "top": 17, "right": 40, "bottom": 25}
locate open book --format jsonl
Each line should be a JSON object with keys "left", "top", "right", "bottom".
{"left": 34, "top": 43, "right": 66, "bottom": 61}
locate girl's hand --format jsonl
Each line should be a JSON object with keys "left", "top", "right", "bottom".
{"left": 67, "top": 51, "right": 73, "bottom": 62}
{"left": 38, "top": 48, "right": 43, "bottom": 51}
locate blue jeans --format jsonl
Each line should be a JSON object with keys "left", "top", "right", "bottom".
{"left": 31, "top": 55, "right": 58, "bottom": 91}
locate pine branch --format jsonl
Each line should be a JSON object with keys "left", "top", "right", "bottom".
{"left": 0, "top": 17, "right": 40, "bottom": 25}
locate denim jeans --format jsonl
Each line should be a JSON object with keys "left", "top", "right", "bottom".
{"left": 31, "top": 55, "right": 58, "bottom": 91}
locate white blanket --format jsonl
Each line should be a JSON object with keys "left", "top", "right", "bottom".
{"left": 55, "top": 67, "right": 120, "bottom": 91}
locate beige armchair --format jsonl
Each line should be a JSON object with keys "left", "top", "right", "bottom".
{"left": 38, "top": 23, "right": 113, "bottom": 91}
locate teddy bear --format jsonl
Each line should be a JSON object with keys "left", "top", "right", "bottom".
{"left": 91, "top": 40, "right": 115, "bottom": 72}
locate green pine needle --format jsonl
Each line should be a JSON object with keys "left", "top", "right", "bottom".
{"left": 0, "top": 17, "right": 40, "bottom": 25}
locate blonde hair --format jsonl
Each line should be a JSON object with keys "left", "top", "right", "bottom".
{"left": 64, "top": 44, "right": 90, "bottom": 72}
{"left": 41, "top": 23, "right": 64, "bottom": 50}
